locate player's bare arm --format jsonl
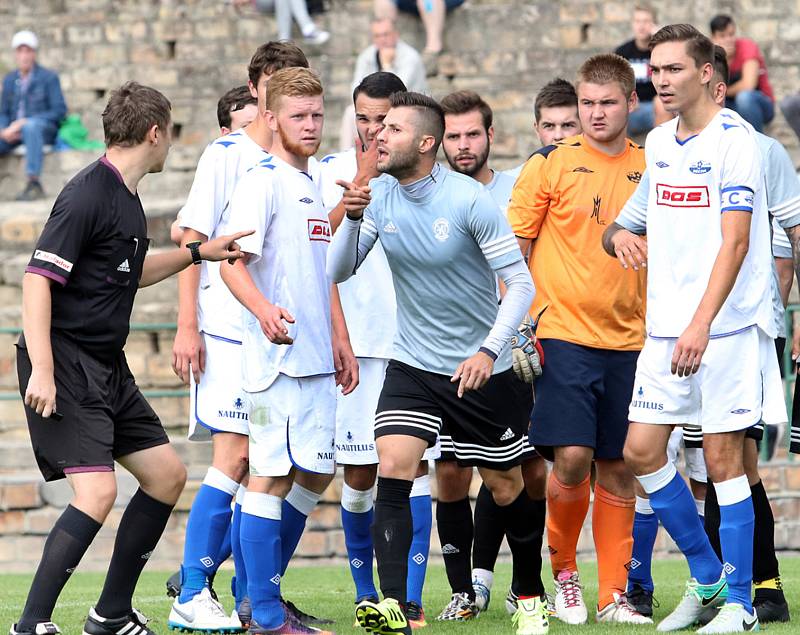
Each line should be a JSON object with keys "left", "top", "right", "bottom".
{"left": 139, "top": 230, "right": 252, "bottom": 288}
{"left": 785, "top": 224, "right": 800, "bottom": 360}
{"left": 329, "top": 138, "right": 379, "bottom": 232}
{"left": 330, "top": 285, "right": 359, "bottom": 394}
{"left": 21, "top": 273, "right": 57, "bottom": 418}
{"left": 515, "top": 236, "right": 533, "bottom": 261}
{"left": 336, "top": 179, "right": 372, "bottom": 219}
{"left": 172, "top": 228, "right": 208, "bottom": 385}
{"left": 602, "top": 221, "right": 648, "bottom": 270}
{"left": 672, "top": 210, "right": 751, "bottom": 377}
{"left": 220, "top": 256, "right": 294, "bottom": 345}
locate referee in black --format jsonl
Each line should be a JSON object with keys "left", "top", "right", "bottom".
{"left": 11, "top": 82, "right": 251, "bottom": 635}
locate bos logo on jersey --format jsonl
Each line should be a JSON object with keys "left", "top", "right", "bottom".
{"left": 308, "top": 218, "right": 331, "bottom": 242}
{"left": 689, "top": 160, "right": 711, "bottom": 174}
{"left": 656, "top": 184, "right": 710, "bottom": 208}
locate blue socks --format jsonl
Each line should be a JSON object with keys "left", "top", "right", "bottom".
{"left": 179, "top": 467, "right": 239, "bottom": 602}
{"left": 407, "top": 474, "right": 432, "bottom": 606}
{"left": 628, "top": 496, "right": 658, "bottom": 592}
{"left": 637, "top": 463, "right": 721, "bottom": 585}
{"left": 279, "top": 483, "right": 321, "bottom": 575}
{"left": 241, "top": 493, "right": 284, "bottom": 629}
{"left": 231, "top": 488, "right": 247, "bottom": 609}
{"left": 341, "top": 483, "right": 378, "bottom": 601}
{"left": 714, "top": 476, "right": 754, "bottom": 610}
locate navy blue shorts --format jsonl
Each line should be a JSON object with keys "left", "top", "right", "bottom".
{"left": 529, "top": 339, "right": 638, "bottom": 461}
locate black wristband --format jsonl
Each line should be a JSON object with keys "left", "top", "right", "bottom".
{"left": 345, "top": 212, "right": 363, "bottom": 221}
{"left": 478, "top": 346, "right": 498, "bottom": 361}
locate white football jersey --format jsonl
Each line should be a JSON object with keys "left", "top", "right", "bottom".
{"left": 179, "top": 129, "right": 270, "bottom": 340}
{"left": 319, "top": 149, "right": 396, "bottom": 359}
{"left": 643, "top": 108, "right": 774, "bottom": 338}
{"left": 223, "top": 154, "right": 334, "bottom": 392}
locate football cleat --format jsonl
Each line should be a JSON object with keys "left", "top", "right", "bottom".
{"left": 626, "top": 583, "right": 657, "bottom": 618}
{"left": 696, "top": 603, "right": 759, "bottom": 633}
{"left": 505, "top": 588, "right": 519, "bottom": 615}
{"left": 753, "top": 597, "right": 789, "bottom": 623}
{"left": 657, "top": 577, "right": 728, "bottom": 632}
{"left": 237, "top": 598, "right": 252, "bottom": 630}
{"left": 168, "top": 587, "right": 243, "bottom": 632}
{"left": 595, "top": 593, "right": 653, "bottom": 624}
{"left": 435, "top": 592, "right": 478, "bottom": 621}
{"left": 83, "top": 608, "right": 158, "bottom": 635}
{"left": 281, "top": 600, "right": 333, "bottom": 626}
{"left": 552, "top": 570, "right": 587, "bottom": 625}
{"left": 512, "top": 597, "right": 549, "bottom": 635}
{"left": 405, "top": 602, "right": 426, "bottom": 629}
{"left": 472, "top": 580, "right": 491, "bottom": 612}
{"left": 355, "top": 598, "right": 410, "bottom": 635}
{"left": 248, "top": 613, "right": 332, "bottom": 635}
{"left": 9, "top": 623, "right": 61, "bottom": 635}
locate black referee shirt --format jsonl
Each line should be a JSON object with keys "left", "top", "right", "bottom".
{"left": 25, "top": 157, "right": 149, "bottom": 361}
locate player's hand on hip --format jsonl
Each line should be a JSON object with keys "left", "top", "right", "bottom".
{"left": 25, "top": 367, "right": 57, "bottom": 418}
{"left": 200, "top": 230, "right": 255, "bottom": 263}
{"left": 172, "top": 325, "right": 206, "bottom": 385}
{"left": 354, "top": 136, "right": 380, "bottom": 184}
{"left": 335, "top": 180, "right": 372, "bottom": 219}
{"left": 333, "top": 337, "right": 359, "bottom": 395}
{"left": 612, "top": 230, "right": 648, "bottom": 271}
{"left": 451, "top": 351, "right": 495, "bottom": 398}
{"left": 671, "top": 321, "right": 709, "bottom": 377}
{"left": 258, "top": 303, "right": 295, "bottom": 345}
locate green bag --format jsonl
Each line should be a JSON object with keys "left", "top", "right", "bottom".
{"left": 56, "top": 114, "right": 105, "bottom": 151}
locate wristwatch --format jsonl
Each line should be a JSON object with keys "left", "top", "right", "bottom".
{"left": 186, "top": 240, "right": 202, "bottom": 265}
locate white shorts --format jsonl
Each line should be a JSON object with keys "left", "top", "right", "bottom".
{"left": 666, "top": 428, "right": 707, "bottom": 483}
{"left": 629, "top": 326, "right": 784, "bottom": 433}
{"left": 247, "top": 373, "right": 337, "bottom": 477}
{"left": 188, "top": 333, "right": 248, "bottom": 441}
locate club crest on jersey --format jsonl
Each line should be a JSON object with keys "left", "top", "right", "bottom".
{"left": 433, "top": 217, "right": 450, "bottom": 242}
{"left": 656, "top": 184, "right": 710, "bottom": 208}
{"left": 689, "top": 160, "right": 711, "bottom": 174}
{"left": 308, "top": 218, "right": 331, "bottom": 242}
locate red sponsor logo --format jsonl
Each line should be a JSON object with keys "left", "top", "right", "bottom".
{"left": 656, "top": 184, "right": 710, "bottom": 208}
{"left": 308, "top": 218, "right": 331, "bottom": 242}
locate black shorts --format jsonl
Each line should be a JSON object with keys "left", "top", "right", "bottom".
{"left": 16, "top": 333, "right": 169, "bottom": 482}
{"left": 529, "top": 339, "right": 638, "bottom": 461}
{"left": 437, "top": 417, "right": 539, "bottom": 463}
{"left": 376, "top": 360, "right": 533, "bottom": 470}
{"left": 682, "top": 423, "right": 763, "bottom": 449}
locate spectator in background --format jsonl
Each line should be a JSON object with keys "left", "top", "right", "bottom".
{"left": 779, "top": 93, "right": 800, "bottom": 148}
{"left": 710, "top": 14, "right": 775, "bottom": 132}
{"left": 505, "top": 78, "right": 581, "bottom": 179}
{"left": 353, "top": 17, "right": 427, "bottom": 94}
{"left": 614, "top": 5, "right": 667, "bottom": 135}
{"left": 232, "top": 0, "right": 329, "bottom": 44}
{"left": 0, "top": 30, "right": 67, "bottom": 201}
{"left": 374, "top": 0, "right": 464, "bottom": 76}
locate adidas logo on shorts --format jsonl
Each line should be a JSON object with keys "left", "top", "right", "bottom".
{"left": 117, "top": 259, "right": 130, "bottom": 272}
{"left": 442, "top": 543, "right": 459, "bottom": 554}
{"left": 500, "top": 428, "right": 515, "bottom": 441}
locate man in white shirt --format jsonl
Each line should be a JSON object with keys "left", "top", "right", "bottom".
{"left": 604, "top": 24, "right": 780, "bottom": 634}
{"left": 221, "top": 67, "right": 357, "bottom": 635}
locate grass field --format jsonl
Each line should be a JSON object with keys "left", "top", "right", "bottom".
{"left": 1, "top": 558, "right": 798, "bottom": 634}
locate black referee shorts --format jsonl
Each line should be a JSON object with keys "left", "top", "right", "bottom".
{"left": 437, "top": 419, "right": 539, "bottom": 463}
{"left": 682, "top": 423, "right": 763, "bottom": 450}
{"left": 16, "top": 333, "right": 169, "bottom": 482}
{"left": 375, "top": 360, "right": 534, "bottom": 470}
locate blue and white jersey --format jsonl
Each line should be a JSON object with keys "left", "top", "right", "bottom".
{"left": 620, "top": 108, "right": 774, "bottom": 338}
{"left": 319, "top": 149, "right": 397, "bottom": 359}
{"left": 223, "top": 155, "right": 334, "bottom": 392}
{"left": 334, "top": 164, "right": 523, "bottom": 376}
{"left": 179, "top": 129, "right": 270, "bottom": 340}
{"left": 486, "top": 169, "right": 516, "bottom": 217}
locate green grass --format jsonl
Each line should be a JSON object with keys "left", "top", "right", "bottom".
{"left": 1, "top": 558, "right": 798, "bottom": 633}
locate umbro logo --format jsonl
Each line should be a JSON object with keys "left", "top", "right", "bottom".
{"left": 270, "top": 574, "right": 281, "bottom": 585}
{"left": 141, "top": 550, "right": 153, "bottom": 561}
{"left": 412, "top": 552, "right": 426, "bottom": 565}
{"left": 656, "top": 161, "right": 669, "bottom": 168}
{"left": 500, "top": 428, "right": 515, "bottom": 441}
{"left": 730, "top": 409, "right": 751, "bottom": 415}
{"left": 351, "top": 558, "right": 364, "bottom": 569}
{"left": 572, "top": 166, "right": 594, "bottom": 173}
{"left": 441, "top": 543, "right": 460, "bottom": 554}
{"left": 200, "top": 556, "right": 215, "bottom": 568}
{"left": 384, "top": 221, "right": 398, "bottom": 233}
{"left": 299, "top": 197, "right": 314, "bottom": 204}
{"left": 117, "top": 259, "right": 130, "bottom": 273}
{"left": 628, "top": 558, "right": 641, "bottom": 570}
{"left": 722, "top": 562, "right": 737, "bottom": 576}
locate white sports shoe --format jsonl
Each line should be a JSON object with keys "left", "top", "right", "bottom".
{"left": 697, "top": 603, "right": 759, "bottom": 634}
{"left": 553, "top": 570, "right": 588, "bottom": 625}
{"left": 596, "top": 593, "right": 653, "bottom": 624}
{"left": 168, "top": 587, "right": 243, "bottom": 632}
{"left": 303, "top": 29, "right": 330, "bottom": 45}
{"left": 472, "top": 579, "right": 491, "bottom": 612}
{"left": 657, "top": 577, "right": 728, "bottom": 632}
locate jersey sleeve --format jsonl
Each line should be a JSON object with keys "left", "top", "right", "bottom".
{"left": 507, "top": 152, "right": 551, "bottom": 239}
{"left": 26, "top": 184, "right": 98, "bottom": 286}
{"left": 764, "top": 139, "right": 800, "bottom": 229}
{"left": 223, "top": 164, "right": 275, "bottom": 264}
{"left": 468, "top": 186, "right": 524, "bottom": 271}
{"left": 615, "top": 168, "right": 650, "bottom": 234}
{"left": 179, "top": 142, "right": 229, "bottom": 237}
{"left": 719, "top": 128, "right": 761, "bottom": 214}
{"left": 772, "top": 216, "right": 793, "bottom": 258}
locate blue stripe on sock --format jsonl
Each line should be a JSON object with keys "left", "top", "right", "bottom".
{"left": 407, "top": 494, "right": 432, "bottom": 605}
{"left": 342, "top": 506, "right": 377, "bottom": 601}
{"left": 649, "top": 472, "right": 722, "bottom": 585}
{"left": 719, "top": 496, "right": 754, "bottom": 611}
{"left": 628, "top": 511, "right": 658, "bottom": 592}
{"left": 241, "top": 512, "right": 283, "bottom": 629}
